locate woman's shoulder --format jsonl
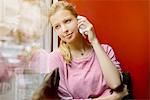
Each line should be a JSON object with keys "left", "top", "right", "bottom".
{"left": 100, "top": 44, "right": 115, "bottom": 55}
{"left": 101, "top": 44, "right": 113, "bottom": 51}
{"left": 33, "top": 48, "right": 63, "bottom": 61}
{"left": 30, "top": 48, "right": 60, "bottom": 61}
{"left": 101, "top": 44, "right": 112, "bottom": 49}
{"left": 49, "top": 48, "right": 62, "bottom": 58}
{"left": 48, "top": 49, "right": 66, "bottom": 69}
{"left": 49, "top": 48, "right": 64, "bottom": 63}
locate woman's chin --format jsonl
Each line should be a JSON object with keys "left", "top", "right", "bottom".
{"left": 66, "top": 38, "right": 76, "bottom": 44}
{"left": 65, "top": 35, "right": 75, "bottom": 43}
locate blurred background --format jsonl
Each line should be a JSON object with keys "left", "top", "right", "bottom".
{"left": 0, "top": 0, "right": 58, "bottom": 99}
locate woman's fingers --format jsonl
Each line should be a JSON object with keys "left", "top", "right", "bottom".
{"left": 123, "top": 84, "right": 129, "bottom": 96}
{"left": 111, "top": 84, "right": 129, "bottom": 100}
{"left": 77, "top": 15, "right": 96, "bottom": 42}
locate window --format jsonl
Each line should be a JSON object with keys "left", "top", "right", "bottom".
{"left": 0, "top": 0, "right": 58, "bottom": 99}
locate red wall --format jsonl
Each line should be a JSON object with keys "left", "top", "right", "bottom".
{"left": 69, "top": 0, "right": 149, "bottom": 99}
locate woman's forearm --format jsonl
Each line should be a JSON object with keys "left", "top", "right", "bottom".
{"left": 91, "top": 38, "right": 121, "bottom": 89}
{"left": 92, "top": 94, "right": 116, "bottom": 100}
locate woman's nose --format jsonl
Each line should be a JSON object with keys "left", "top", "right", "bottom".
{"left": 61, "top": 25, "right": 68, "bottom": 33}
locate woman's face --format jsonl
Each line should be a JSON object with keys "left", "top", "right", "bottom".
{"left": 50, "top": 9, "right": 79, "bottom": 43}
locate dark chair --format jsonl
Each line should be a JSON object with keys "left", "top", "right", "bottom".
{"left": 32, "top": 68, "right": 60, "bottom": 100}
{"left": 122, "top": 72, "right": 134, "bottom": 100}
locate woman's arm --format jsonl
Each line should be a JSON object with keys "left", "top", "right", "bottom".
{"left": 78, "top": 16, "right": 121, "bottom": 89}
{"left": 91, "top": 38, "right": 121, "bottom": 89}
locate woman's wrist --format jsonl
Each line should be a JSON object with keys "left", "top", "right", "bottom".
{"left": 112, "top": 92, "right": 121, "bottom": 100}
{"left": 90, "top": 38, "right": 99, "bottom": 45}
{"left": 111, "top": 83, "right": 124, "bottom": 93}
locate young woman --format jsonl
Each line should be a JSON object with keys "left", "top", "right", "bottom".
{"left": 31, "top": 1, "right": 128, "bottom": 99}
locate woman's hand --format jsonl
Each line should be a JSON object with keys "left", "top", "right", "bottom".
{"left": 77, "top": 16, "right": 97, "bottom": 43}
{"left": 92, "top": 85, "right": 128, "bottom": 100}
{"left": 110, "top": 84, "right": 129, "bottom": 100}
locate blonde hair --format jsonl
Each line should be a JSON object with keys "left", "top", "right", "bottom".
{"left": 48, "top": 1, "right": 77, "bottom": 21}
{"left": 48, "top": 1, "right": 78, "bottom": 63}
{"left": 59, "top": 40, "right": 72, "bottom": 63}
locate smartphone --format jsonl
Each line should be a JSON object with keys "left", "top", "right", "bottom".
{"left": 79, "top": 26, "right": 84, "bottom": 34}
{"left": 77, "top": 16, "right": 84, "bottom": 34}
{"left": 77, "top": 16, "right": 87, "bottom": 39}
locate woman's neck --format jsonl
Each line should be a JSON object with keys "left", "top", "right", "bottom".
{"left": 67, "top": 34, "right": 92, "bottom": 57}
{"left": 68, "top": 35, "right": 86, "bottom": 51}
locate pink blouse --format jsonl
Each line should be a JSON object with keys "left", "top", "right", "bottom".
{"left": 30, "top": 44, "right": 122, "bottom": 99}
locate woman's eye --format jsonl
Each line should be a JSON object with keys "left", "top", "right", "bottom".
{"left": 65, "top": 19, "right": 71, "bottom": 24}
{"left": 55, "top": 25, "right": 60, "bottom": 29}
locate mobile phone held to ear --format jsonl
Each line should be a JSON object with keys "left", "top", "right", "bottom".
{"left": 79, "top": 25, "right": 84, "bottom": 34}
{"left": 77, "top": 16, "right": 83, "bottom": 33}
{"left": 77, "top": 16, "right": 87, "bottom": 38}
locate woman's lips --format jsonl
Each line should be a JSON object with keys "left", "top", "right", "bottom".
{"left": 65, "top": 33, "right": 73, "bottom": 38}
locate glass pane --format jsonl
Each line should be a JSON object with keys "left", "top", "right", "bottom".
{"left": 0, "top": 0, "right": 52, "bottom": 100}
